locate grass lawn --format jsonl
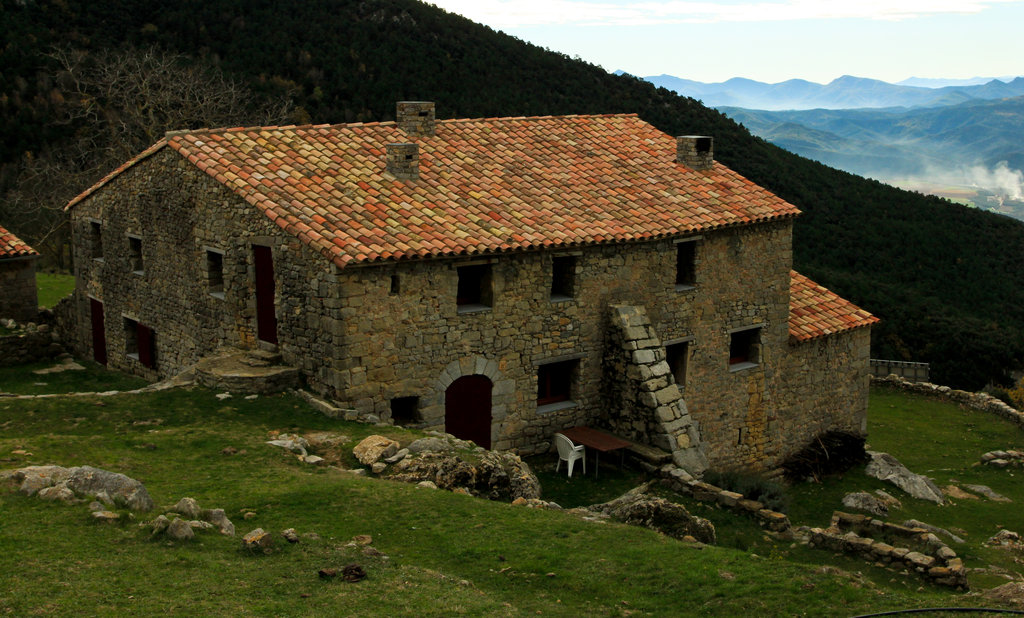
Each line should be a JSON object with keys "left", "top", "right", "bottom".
{"left": 36, "top": 272, "right": 75, "bottom": 309}
{"left": 0, "top": 370, "right": 1021, "bottom": 615}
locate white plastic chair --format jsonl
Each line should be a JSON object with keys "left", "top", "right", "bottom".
{"left": 554, "top": 433, "right": 586, "bottom": 478}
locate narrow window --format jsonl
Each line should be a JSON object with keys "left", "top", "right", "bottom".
{"left": 456, "top": 264, "right": 492, "bottom": 312}
{"left": 90, "top": 221, "right": 103, "bottom": 260}
{"left": 675, "top": 240, "right": 696, "bottom": 288}
{"left": 666, "top": 341, "right": 690, "bottom": 389}
{"left": 729, "top": 327, "right": 761, "bottom": 368}
{"left": 537, "top": 359, "right": 578, "bottom": 407}
{"left": 550, "top": 255, "right": 576, "bottom": 301}
{"left": 390, "top": 396, "right": 420, "bottom": 426}
{"left": 128, "top": 235, "right": 144, "bottom": 274}
{"left": 390, "top": 274, "right": 400, "bottom": 295}
{"left": 206, "top": 249, "right": 225, "bottom": 296}
{"left": 124, "top": 317, "right": 139, "bottom": 359}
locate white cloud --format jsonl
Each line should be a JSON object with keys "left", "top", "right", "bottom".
{"left": 427, "top": 0, "right": 1022, "bottom": 28}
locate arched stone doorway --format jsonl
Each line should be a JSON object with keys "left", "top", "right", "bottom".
{"left": 445, "top": 375, "right": 492, "bottom": 449}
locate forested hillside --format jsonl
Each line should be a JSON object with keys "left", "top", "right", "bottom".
{"left": 3, "top": 0, "right": 1023, "bottom": 389}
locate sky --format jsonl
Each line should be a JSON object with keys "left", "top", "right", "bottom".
{"left": 425, "top": 0, "right": 1024, "bottom": 84}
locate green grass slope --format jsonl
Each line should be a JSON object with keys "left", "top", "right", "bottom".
{"left": 3, "top": 376, "right": 1020, "bottom": 615}
{"left": 3, "top": 0, "right": 1024, "bottom": 387}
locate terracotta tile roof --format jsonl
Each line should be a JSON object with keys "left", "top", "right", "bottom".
{"left": 0, "top": 224, "right": 38, "bottom": 259}
{"left": 67, "top": 113, "right": 800, "bottom": 268}
{"left": 789, "top": 271, "right": 878, "bottom": 342}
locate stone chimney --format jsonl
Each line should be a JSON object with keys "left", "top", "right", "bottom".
{"left": 676, "top": 136, "right": 714, "bottom": 171}
{"left": 397, "top": 101, "right": 436, "bottom": 136}
{"left": 386, "top": 143, "right": 419, "bottom": 180}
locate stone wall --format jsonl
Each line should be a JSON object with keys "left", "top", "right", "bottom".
{"left": 870, "top": 359, "right": 929, "bottom": 382}
{"left": 0, "top": 323, "right": 64, "bottom": 368}
{"left": 873, "top": 374, "right": 1024, "bottom": 429}
{"left": 0, "top": 257, "right": 39, "bottom": 323}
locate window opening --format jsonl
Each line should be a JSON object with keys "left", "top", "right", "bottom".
{"left": 90, "top": 221, "right": 103, "bottom": 260}
{"left": 390, "top": 274, "right": 400, "bottom": 295}
{"left": 676, "top": 241, "right": 696, "bottom": 287}
{"left": 390, "top": 396, "right": 420, "bottom": 426}
{"left": 666, "top": 341, "right": 689, "bottom": 389}
{"left": 456, "top": 264, "right": 492, "bottom": 311}
{"left": 207, "top": 250, "right": 224, "bottom": 295}
{"left": 128, "top": 235, "right": 144, "bottom": 274}
{"left": 550, "top": 255, "right": 576, "bottom": 301}
{"left": 537, "top": 360, "right": 578, "bottom": 406}
{"left": 729, "top": 328, "right": 761, "bottom": 367}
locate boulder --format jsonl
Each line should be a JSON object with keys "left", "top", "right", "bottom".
{"left": 63, "top": 466, "right": 154, "bottom": 511}
{"left": 243, "top": 528, "right": 273, "bottom": 550}
{"left": 37, "top": 485, "right": 77, "bottom": 504}
{"left": 406, "top": 437, "right": 451, "bottom": 454}
{"left": 589, "top": 484, "right": 716, "bottom": 544}
{"left": 267, "top": 434, "right": 309, "bottom": 456}
{"left": 172, "top": 497, "right": 202, "bottom": 519}
{"left": 964, "top": 484, "right": 1012, "bottom": 502}
{"left": 841, "top": 491, "right": 889, "bottom": 517}
{"left": 12, "top": 465, "right": 72, "bottom": 496}
{"left": 167, "top": 518, "right": 195, "bottom": 540}
{"left": 352, "top": 435, "right": 399, "bottom": 465}
{"left": 203, "top": 508, "right": 235, "bottom": 535}
{"left": 865, "top": 451, "right": 944, "bottom": 504}
{"left": 386, "top": 451, "right": 541, "bottom": 501}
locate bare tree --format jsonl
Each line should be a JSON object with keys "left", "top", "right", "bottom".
{"left": 1, "top": 46, "right": 295, "bottom": 268}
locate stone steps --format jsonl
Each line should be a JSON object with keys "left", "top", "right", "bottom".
{"left": 194, "top": 348, "right": 299, "bottom": 394}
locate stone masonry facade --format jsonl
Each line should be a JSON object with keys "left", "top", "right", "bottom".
{"left": 0, "top": 258, "right": 39, "bottom": 323}
{"left": 64, "top": 108, "right": 876, "bottom": 475}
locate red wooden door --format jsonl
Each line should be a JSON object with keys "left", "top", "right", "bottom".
{"left": 89, "top": 298, "right": 107, "bottom": 365}
{"left": 445, "top": 375, "right": 492, "bottom": 449}
{"left": 253, "top": 245, "right": 278, "bottom": 344}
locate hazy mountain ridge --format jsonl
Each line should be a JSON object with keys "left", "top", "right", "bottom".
{"left": 645, "top": 73, "right": 1024, "bottom": 110}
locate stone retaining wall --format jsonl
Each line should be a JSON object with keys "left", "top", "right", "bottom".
{"left": 870, "top": 359, "right": 930, "bottom": 382}
{"left": 800, "top": 511, "right": 967, "bottom": 589}
{"left": 0, "top": 257, "right": 39, "bottom": 323}
{"left": 872, "top": 374, "right": 1024, "bottom": 429}
{"left": 0, "top": 322, "right": 65, "bottom": 368}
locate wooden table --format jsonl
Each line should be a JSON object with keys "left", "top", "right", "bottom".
{"left": 559, "top": 426, "right": 632, "bottom": 477}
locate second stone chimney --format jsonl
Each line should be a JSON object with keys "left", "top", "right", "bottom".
{"left": 676, "top": 136, "right": 714, "bottom": 171}
{"left": 386, "top": 143, "right": 419, "bottom": 180}
{"left": 397, "top": 101, "right": 436, "bottom": 136}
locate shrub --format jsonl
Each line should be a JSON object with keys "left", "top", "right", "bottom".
{"left": 703, "top": 470, "right": 789, "bottom": 513}
{"left": 781, "top": 430, "right": 867, "bottom": 483}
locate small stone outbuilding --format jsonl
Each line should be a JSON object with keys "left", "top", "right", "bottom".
{"left": 63, "top": 102, "right": 877, "bottom": 474}
{"left": 0, "top": 224, "right": 40, "bottom": 323}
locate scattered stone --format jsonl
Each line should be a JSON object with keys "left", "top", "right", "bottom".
{"left": 215, "top": 393, "right": 232, "bottom": 400}
{"left": 352, "top": 534, "right": 373, "bottom": 546}
{"left": 873, "top": 489, "right": 902, "bottom": 509}
{"left": 88, "top": 501, "right": 104, "bottom": 512}
{"left": 964, "top": 484, "right": 1012, "bottom": 502}
{"left": 943, "top": 485, "right": 979, "bottom": 500}
{"left": 982, "top": 582, "right": 1024, "bottom": 608}
{"left": 38, "top": 485, "right": 77, "bottom": 504}
{"left": 91, "top": 510, "right": 120, "bottom": 522}
{"left": 904, "top": 519, "right": 965, "bottom": 544}
{"left": 362, "top": 546, "right": 383, "bottom": 557}
{"left": 173, "top": 497, "right": 202, "bottom": 519}
{"left": 203, "top": 508, "right": 235, "bottom": 535}
{"left": 242, "top": 528, "right": 273, "bottom": 550}
{"left": 987, "top": 529, "right": 1022, "bottom": 546}
{"left": 352, "top": 435, "right": 399, "bottom": 466}
{"left": 220, "top": 447, "right": 238, "bottom": 455}
{"left": 384, "top": 448, "right": 409, "bottom": 464}
{"left": 243, "top": 511, "right": 257, "bottom": 520}
{"left": 318, "top": 568, "right": 338, "bottom": 579}
{"left": 842, "top": 492, "right": 889, "bottom": 517}
{"left": 388, "top": 451, "right": 541, "bottom": 501}
{"left": 371, "top": 462, "right": 387, "bottom": 474}
{"left": 7, "top": 465, "right": 154, "bottom": 511}
{"left": 167, "top": 518, "right": 195, "bottom": 540}
{"left": 865, "top": 451, "right": 944, "bottom": 504}
{"left": 188, "top": 520, "right": 215, "bottom": 530}
{"left": 267, "top": 434, "right": 309, "bottom": 457}
{"left": 244, "top": 394, "right": 259, "bottom": 400}
{"left": 282, "top": 528, "right": 300, "bottom": 543}
{"left": 149, "top": 514, "right": 171, "bottom": 535}
{"left": 417, "top": 481, "right": 438, "bottom": 489}
{"left": 301, "top": 455, "right": 324, "bottom": 465}
{"left": 588, "top": 484, "right": 715, "bottom": 544}
{"left": 406, "top": 437, "right": 451, "bottom": 454}
{"left": 341, "top": 564, "right": 366, "bottom": 582}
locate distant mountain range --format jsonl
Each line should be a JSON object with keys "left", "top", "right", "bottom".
{"left": 642, "top": 74, "right": 1024, "bottom": 111}
{"left": 719, "top": 96, "right": 1024, "bottom": 183}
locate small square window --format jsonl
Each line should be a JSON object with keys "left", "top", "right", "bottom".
{"left": 90, "top": 221, "right": 103, "bottom": 260}
{"left": 537, "top": 359, "right": 578, "bottom": 407}
{"left": 729, "top": 328, "right": 761, "bottom": 368}
{"left": 666, "top": 341, "right": 689, "bottom": 389}
{"left": 390, "top": 274, "right": 400, "bottom": 295}
{"left": 675, "top": 241, "right": 696, "bottom": 288}
{"left": 390, "top": 396, "right": 420, "bottom": 426}
{"left": 128, "top": 235, "right": 144, "bottom": 274}
{"left": 457, "top": 264, "right": 492, "bottom": 312}
{"left": 550, "top": 256, "right": 576, "bottom": 301}
{"left": 206, "top": 249, "right": 225, "bottom": 295}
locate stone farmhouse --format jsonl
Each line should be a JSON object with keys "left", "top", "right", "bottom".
{"left": 0, "top": 224, "right": 40, "bottom": 323}
{"left": 64, "top": 102, "right": 877, "bottom": 474}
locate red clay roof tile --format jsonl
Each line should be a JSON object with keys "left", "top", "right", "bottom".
{"left": 789, "top": 271, "right": 878, "bottom": 342}
{"left": 0, "top": 224, "right": 38, "bottom": 259}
